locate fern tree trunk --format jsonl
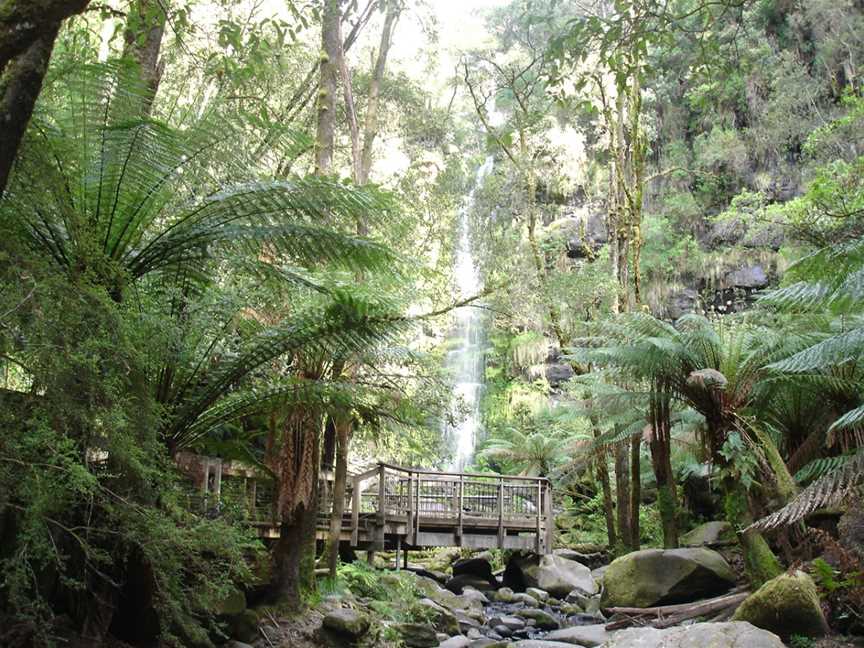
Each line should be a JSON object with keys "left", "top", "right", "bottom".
{"left": 614, "top": 440, "right": 632, "bottom": 550}
{"left": 629, "top": 434, "right": 641, "bottom": 550}
{"left": 710, "top": 420, "right": 782, "bottom": 586}
{"left": 271, "top": 408, "right": 323, "bottom": 608}
{"left": 649, "top": 385, "right": 678, "bottom": 548}
{"left": 591, "top": 416, "right": 617, "bottom": 547}
{"left": 326, "top": 414, "right": 351, "bottom": 578}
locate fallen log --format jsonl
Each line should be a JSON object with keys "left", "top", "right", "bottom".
{"left": 604, "top": 589, "right": 750, "bottom": 631}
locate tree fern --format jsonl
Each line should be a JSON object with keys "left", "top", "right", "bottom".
{"left": 749, "top": 451, "right": 864, "bottom": 531}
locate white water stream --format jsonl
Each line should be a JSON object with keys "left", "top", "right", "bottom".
{"left": 445, "top": 156, "right": 494, "bottom": 472}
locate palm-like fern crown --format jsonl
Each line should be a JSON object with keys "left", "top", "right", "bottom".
{"left": 2, "top": 62, "right": 399, "bottom": 295}
{"left": 1, "top": 62, "right": 426, "bottom": 453}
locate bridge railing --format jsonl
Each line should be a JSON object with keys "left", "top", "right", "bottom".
{"left": 345, "top": 463, "right": 553, "bottom": 552}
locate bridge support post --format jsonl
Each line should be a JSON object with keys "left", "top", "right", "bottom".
{"left": 395, "top": 535, "right": 401, "bottom": 571}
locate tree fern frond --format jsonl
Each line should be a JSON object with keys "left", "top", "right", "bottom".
{"left": 748, "top": 450, "right": 864, "bottom": 531}
{"left": 767, "top": 326, "right": 864, "bottom": 373}
{"left": 793, "top": 454, "right": 855, "bottom": 484}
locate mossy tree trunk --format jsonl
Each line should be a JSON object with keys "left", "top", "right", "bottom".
{"left": 591, "top": 414, "right": 617, "bottom": 547}
{"left": 614, "top": 439, "right": 632, "bottom": 550}
{"left": 649, "top": 383, "right": 678, "bottom": 548}
{"left": 0, "top": 0, "right": 91, "bottom": 195}
{"left": 122, "top": 0, "right": 167, "bottom": 109}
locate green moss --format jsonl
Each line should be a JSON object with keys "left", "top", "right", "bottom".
{"left": 656, "top": 484, "right": 679, "bottom": 548}
{"left": 733, "top": 570, "right": 828, "bottom": 639}
{"left": 723, "top": 485, "right": 782, "bottom": 586}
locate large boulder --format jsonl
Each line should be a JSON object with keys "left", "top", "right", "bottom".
{"left": 601, "top": 548, "right": 736, "bottom": 607}
{"left": 511, "top": 642, "right": 582, "bottom": 648}
{"left": 604, "top": 622, "right": 784, "bottom": 648}
{"left": 732, "top": 570, "right": 828, "bottom": 639}
{"left": 453, "top": 555, "right": 495, "bottom": 582}
{"left": 322, "top": 608, "right": 371, "bottom": 641}
{"left": 725, "top": 264, "right": 768, "bottom": 289}
{"left": 553, "top": 548, "right": 607, "bottom": 569}
{"left": 680, "top": 521, "right": 734, "bottom": 547}
{"left": 504, "top": 553, "right": 596, "bottom": 599}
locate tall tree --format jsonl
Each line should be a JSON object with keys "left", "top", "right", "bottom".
{"left": 0, "top": 0, "right": 91, "bottom": 195}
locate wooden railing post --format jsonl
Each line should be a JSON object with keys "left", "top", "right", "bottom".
{"left": 457, "top": 475, "right": 464, "bottom": 546}
{"left": 415, "top": 475, "right": 421, "bottom": 540}
{"left": 544, "top": 480, "right": 554, "bottom": 553}
{"left": 497, "top": 477, "right": 504, "bottom": 549}
{"left": 376, "top": 464, "right": 386, "bottom": 550}
{"left": 406, "top": 471, "right": 415, "bottom": 544}
{"left": 351, "top": 475, "right": 360, "bottom": 546}
{"left": 535, "top": 478, "right": 542, "bottom": 553}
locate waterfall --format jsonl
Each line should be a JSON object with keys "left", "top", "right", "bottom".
{"left": 445, "top": 156, "right": 494, "bottom": 472}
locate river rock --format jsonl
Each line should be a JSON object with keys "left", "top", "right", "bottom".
{"left": 604, "top": 621, "right": 784, "bottom": 648}
{"left": 525, "top": 587, "right": 549, "bottom": 602}
{"left": 505, "top": 553, "right": 596, "bottom": 598}
{"left": 545, "top": 623, "right": 608, "bottom": 646}
{"left": 395, "top": 622, "right": 439, "bottom": 648}
{"left": 487, "top": 615, "right": 525, "bottom": 630}
{"left": 732, "top": 570, "right": 828, "bottom": 639}
{"left": 601, "top": 547, "right": 736, "bottom": 607}
{"left": 510, "top": 642, "right": 584, "bottom": 648}
{"left": 447, "top": 573, "right": 497, "bottom": 594}
{"left": 439, "top": 637, "right": 471, "bottom": 648}
{"left": 412, "top": 598, "right": 460, "bottom": 635}
{"left": 322, "top": 608, "right": 370, "bottom": 640}
{"left": 680, "top": 521, "right": 734, "bottom": 547}
{"left": 494, "top": 586, "right": 516, "bottom": 602}
{"left": 515, "top": 608, "right": 560, "bottom": 630}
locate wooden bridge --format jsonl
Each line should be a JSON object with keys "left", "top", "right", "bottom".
{"left": 177, "top": 454, "right": 554, "bottom": 555}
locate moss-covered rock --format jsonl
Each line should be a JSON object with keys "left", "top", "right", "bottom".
{"left": 395, "top": 622, "right": 439, "bottom": 647}
{"left": 411, "top": 598, "right": 460, "bottom": 635}
{"left": 680, "top": 521, "right": 734, "bottom": 547}
{"left": 515, "top": 607, "right": 560, "bottom": 630}
{"left": 732, "top": 570, "right": 828, "bottom": 639}
{"left": 601, "top": 547, "right": 736, "bottom": 607}
{"left": 322, "top": 607, "right": 370, "bottom": 642}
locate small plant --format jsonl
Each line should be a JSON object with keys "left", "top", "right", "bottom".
{"left": 789, "top": 634, "right": 815, "bottom": 648}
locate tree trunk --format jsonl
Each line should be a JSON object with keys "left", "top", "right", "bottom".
{"left": 722, "top": 477, "right": 782, "bottom": 586}
{"left": 358, "top": 0, "right": 399, "bottom": 185}
{"left": 0, "top": 0, "right": 89, "bottom": 74}
{"left": 122, "top": 0, "right": 167, "bottom": 108}
{"left": 591, "top": 417, "right": 617, "bottom": 547}
{"left": 326, "top": 414, "right": 351, "bottom": 578}
{"left": 614, "top": 440, "right": 631, "bottom": 549}
{"left": 315, "top": 0, "right": 341, "bottom": 175}
{"left": 0, "top": 24, "right": 58, "bottom": 196}
{"left": 629, "top": 434, "right": 641, "bottom": 550}
{"left": 269, "top": 407, "right": 323, "bottom": 607}
{"left": 649, "top": 391, "right": 678, "bottom": 548}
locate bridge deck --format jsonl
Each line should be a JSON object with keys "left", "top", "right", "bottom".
{"left": 178, "top": 455, "right": 553, "bottom": 553}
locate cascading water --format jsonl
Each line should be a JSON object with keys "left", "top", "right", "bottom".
{"left": 444, "top": 156, "right": 494, "bottom": 472}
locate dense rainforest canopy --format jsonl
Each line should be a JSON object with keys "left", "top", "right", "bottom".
{"left": 0, "top": 0, "right": 863, "bottom": 647}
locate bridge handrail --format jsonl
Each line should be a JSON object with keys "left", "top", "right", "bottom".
{"left": 375, "top": 462, "right": 549, "bottom": 484}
